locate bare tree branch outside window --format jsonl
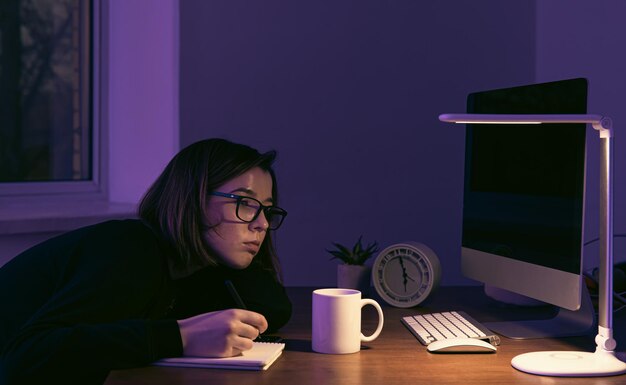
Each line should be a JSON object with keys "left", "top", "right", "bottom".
{"left": 0, "top": 0, "right": 91, "bottom": 183}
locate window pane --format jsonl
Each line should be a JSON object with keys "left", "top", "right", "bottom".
{"left": 0, "top": 0, "right": 91, "bottom": 183}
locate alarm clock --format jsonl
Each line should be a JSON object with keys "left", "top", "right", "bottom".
{"left": 372, "top": 242, "right": 441, "bottom": 308}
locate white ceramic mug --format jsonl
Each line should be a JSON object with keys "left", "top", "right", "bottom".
{"left": 312, "top": 288, "right": 384, "bottom": 354}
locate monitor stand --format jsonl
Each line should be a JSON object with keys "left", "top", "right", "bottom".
{"left": 484, "top": 285, "right": 595, "bottom": 339}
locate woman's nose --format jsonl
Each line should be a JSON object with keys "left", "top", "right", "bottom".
{"left": 250, "top": 210, "right": 269, "bottom": 231}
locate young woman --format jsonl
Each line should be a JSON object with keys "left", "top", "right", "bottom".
{"left": 0, "top": 139, "right": 292, "bottom": 385}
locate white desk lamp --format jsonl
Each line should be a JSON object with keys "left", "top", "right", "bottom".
{"left": 439, "top": 113, "right": 626, "bottom": 377}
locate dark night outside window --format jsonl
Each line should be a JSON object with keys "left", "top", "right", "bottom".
{"left": 0, "top": 0, "right": 92, "bottom": 184}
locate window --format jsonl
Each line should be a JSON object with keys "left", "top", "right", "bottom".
{"left": 0, "top": 0, "right": 98, "bottom": 197}
{"left": 0, "top": 0, "right": 177, "bottom": 236}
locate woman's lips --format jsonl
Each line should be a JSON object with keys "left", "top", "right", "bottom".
{"left": 243, "top": 241, "right": 260, "bottom": 253}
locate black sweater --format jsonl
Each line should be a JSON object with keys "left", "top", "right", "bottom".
{"left": 0, "top": 220, "right": 291, "bottom": 385}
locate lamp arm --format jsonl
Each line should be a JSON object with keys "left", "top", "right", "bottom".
{"left": 596, "top": 128, "right": 616, "bottom": 352}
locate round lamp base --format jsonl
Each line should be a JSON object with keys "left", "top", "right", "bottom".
{"left": 512, "top": 351, "right": 626, "bottom": 377}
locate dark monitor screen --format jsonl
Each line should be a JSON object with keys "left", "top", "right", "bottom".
{"left": 462, "top": 78, "right": 587, "bottom": 310}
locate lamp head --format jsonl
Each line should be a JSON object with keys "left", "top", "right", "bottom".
{"left": 438, "top": 113, "right": 612, "bottom": 137}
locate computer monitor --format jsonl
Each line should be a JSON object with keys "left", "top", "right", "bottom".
{"left": 461, "top": 78, "right": 595, "bottom": 338}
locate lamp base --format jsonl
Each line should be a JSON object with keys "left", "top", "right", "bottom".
{"left": 512, "top": 351, "right": 626, "bottom": 377}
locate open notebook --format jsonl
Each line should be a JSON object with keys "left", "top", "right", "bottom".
{"left": 153, "top": 342, "right": 285, "bottom": 371}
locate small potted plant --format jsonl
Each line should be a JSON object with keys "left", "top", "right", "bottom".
{"left": 327, "top": 236, "right": 379, "bottom": 294}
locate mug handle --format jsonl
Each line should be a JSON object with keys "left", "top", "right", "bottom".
{"left": 360, "top": 299, "right": 384, "bottom": 342}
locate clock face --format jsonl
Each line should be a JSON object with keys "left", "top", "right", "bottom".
{"left": 372, "top": 243, "right": 441, "bottom": 308}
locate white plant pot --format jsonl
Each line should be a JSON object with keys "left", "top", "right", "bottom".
{"left": 337, "top": 264, "right": 371, "bottom": 294}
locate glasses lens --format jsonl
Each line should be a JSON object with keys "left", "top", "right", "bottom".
{"left": 265, "top": 207, "right": 287, "bottom": 230}
{"left": 235, "top": 196, "right": 287, "bottom": 230}
{"left": 236, "top": 197, "right": 261, "bottom": 222}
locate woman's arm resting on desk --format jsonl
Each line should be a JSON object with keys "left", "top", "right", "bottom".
{"left": 0, "top": 221, "right": 181, "bottom": 384}
{"left": 0, "top": 318, "right": 182, "bottom": 385}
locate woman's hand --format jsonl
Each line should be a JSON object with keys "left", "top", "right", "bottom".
{"left": 176, "top": 309, "right": 268, "bottom": 357}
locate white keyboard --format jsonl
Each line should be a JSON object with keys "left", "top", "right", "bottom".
{"left": 401, "top": 311, "right": 501, "bottom": 346}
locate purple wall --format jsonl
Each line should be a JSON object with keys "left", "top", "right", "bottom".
{"left": 536, "top": 1, "right": 626, "bottom": 272}
{"left": 179, "top": 1, "right": 536, "bottom": 286}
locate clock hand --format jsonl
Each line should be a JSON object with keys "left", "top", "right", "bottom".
{"left": 398, "top": 257, "right": 409, "bottom": 292}
{"left": 398, "top": 257, "right": 407, "bottom": 273}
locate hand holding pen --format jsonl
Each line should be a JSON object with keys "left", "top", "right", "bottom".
{"left": 175, "top": 282, "right": 268, "bottom": 358}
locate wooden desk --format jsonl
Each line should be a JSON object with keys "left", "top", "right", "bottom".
{"left": 105, "top": 286, "right": 626, "bottom": 385}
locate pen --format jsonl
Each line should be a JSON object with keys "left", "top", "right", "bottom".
{"left": 224, "top": 279, "right": 247, "bottom": 310}
{"left": 223, "top": 280, "right": 284, "bottom": 343}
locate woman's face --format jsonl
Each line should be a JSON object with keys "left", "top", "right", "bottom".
{"left": 203, "top": 167, "right": 273, "bottom": 269}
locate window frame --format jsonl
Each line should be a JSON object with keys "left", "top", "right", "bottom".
{"left": 0, "top": 0, "right": 107, "bottom": 203}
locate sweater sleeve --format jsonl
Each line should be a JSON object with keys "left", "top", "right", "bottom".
{"left": 170, "top": 262, "right": 292, "bottom": 334}
{"left": 0, "top": 221, "right": 182, "bottom": 385}
{"left": 229, "top": 264, "right": 292, "bottom": 333}
{"left": 1, "top": 319, "right": 181, "bottom": 385}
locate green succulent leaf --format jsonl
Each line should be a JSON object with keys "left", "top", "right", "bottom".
{"left": 326, "top": 236, "right": 379, "bottom": 265}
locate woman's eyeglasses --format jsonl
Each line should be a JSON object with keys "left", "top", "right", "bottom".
{"left": 209, "top": 192, "right": 287, "bottom": 230}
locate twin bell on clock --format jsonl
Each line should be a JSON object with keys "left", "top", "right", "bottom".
{"left": 371, "top": 242, "right": 441, "bottom": 308}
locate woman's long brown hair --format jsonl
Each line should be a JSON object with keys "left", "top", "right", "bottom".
{"left": 138, "top": 138, "right": 282, "bottom": 281}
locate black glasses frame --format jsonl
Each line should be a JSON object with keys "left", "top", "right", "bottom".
{"left": 209, "top": 191, "right": 287, "bottom": 230}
